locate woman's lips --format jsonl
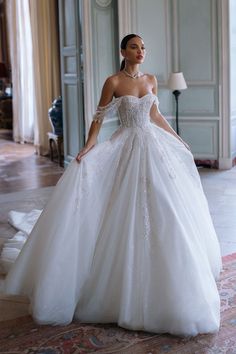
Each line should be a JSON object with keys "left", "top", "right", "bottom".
{"left": 136, "top": 55, "right": 143, "bottom": 60}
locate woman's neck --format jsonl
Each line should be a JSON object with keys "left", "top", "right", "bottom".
{"left": 124, "top": 64, "right": 140, "bottom": 75}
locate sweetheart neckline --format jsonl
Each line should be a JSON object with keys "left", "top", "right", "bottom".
{"left": 96, "top": 92, "right": 159, "bottom": 111}
{"left": 114, "top": 93, "right": 156, "bottom": 100}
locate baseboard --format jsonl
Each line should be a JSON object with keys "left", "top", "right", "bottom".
{"left": 218, "top": 158, "right": 233, "bottom": 170}
{"left": 194, "top": 158, "right": 235, "bottom": 170}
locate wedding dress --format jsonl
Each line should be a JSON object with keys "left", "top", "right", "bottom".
{"left": 3, "top": 93, "right": 222, "bottom": 337}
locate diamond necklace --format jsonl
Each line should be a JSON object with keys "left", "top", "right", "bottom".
{"left": 123, "top": 69, "right": 142, "bottom": 79}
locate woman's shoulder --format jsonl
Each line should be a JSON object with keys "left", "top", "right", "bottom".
{"left": 143, "top": 73, "right": 157, "bottom": 82}
{"left": 102, "top": 72, "right": 122, "bottom": 90}
{"left": 105, "top": 72, "right": 123, "bottom": 84}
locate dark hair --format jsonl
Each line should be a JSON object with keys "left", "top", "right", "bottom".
{"left": 120, "top": 34, "right": 142, "bottom": 70}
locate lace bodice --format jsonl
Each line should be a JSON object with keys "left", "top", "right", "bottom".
{"left": 93, "top": 93, "right": 160, "bottom": 128}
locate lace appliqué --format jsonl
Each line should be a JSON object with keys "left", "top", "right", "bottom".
{"left": 140, "top": 172, "right": 151, "bottom": 240}
{"left": 148, "top": 130, "right": 176, "bottom": 179}
{"left": 171, "top": 147, "right": 202, "bottom": 188}
{"left": 92, "top": 108, "right": 106, "bottom": 124}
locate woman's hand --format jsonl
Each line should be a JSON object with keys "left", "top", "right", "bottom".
{"left": 76, "top": 144, "right": 95, "bottom": 163}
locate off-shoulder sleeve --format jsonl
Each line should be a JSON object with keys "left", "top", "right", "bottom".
{"left": 152, "top": 95, "right": 161, "bottom": 113}
{"left": 92, "top": 97, "right": 122, "bottom": 123}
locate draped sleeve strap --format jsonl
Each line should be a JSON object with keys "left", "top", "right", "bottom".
{"left": 92, "top": 97, "right": 122, "bottom": 124}
{"left": 152, "top": 95, "right": 161, "bottom": 114}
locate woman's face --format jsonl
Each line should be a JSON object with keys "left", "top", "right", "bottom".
{"left": 121, "top": 37, "right": 146, "bottom": 65}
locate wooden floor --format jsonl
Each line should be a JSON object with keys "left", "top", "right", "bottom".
{"left": 0, "top": 131, "right": 64, "bottom": 194}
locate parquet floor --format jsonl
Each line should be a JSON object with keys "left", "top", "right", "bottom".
{"left": 0, "top": 131, "right": 64, "bottom": 194}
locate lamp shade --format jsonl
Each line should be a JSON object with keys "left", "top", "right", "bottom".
{"left": 168, "top": 72, "right": 187, "bottom": 91}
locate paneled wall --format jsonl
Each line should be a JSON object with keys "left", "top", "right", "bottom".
{"left": 59, "top": 0, "right": 233, "bottom": 167}
{"left": 89, "top": 0, "right": 120, "bottom": 142}
{"left": 59, "top": 0, "right": 84, "bottom": 164}
{"left": 230, "top": 0, "right": 236, "bottom": 159}
{"left": 126, "top": 0, "right": 219, "bottom": 160}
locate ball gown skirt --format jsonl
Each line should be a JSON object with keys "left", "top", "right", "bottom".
{"left": 3, "top": 93, "right": 222, "bottom": 337}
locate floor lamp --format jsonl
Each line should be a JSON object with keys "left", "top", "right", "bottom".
{"left": 168, "top": 72, "right": 187, "bottom": 135}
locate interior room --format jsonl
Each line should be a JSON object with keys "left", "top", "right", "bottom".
{"left": 0, "top": 0, "right": 236, "bottom": 352}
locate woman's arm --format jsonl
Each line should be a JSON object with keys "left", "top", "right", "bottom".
{"left": 150, "top": 76, "right": 191, "bottom": 151}
{"left": 76, "top": 77, "right": 116, "bottom": 163}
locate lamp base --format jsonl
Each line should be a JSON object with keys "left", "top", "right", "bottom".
{"left": 172, "top": 90, "right": 181, "bottom": 135}
{"left": 172, "top": 90, "right": 181, "bottom": 99}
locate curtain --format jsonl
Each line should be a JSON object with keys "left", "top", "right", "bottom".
{"left": 6, "top": 0, "right": 35, "bottom": 143}
{"left": 6, "top": 0, "right": 60, "bottom": 154}
{"left": 29, "top": 0, "right": 61, "bottom": 155}
{"left": 0, "top": 0, "right": 10, "bottom": 64}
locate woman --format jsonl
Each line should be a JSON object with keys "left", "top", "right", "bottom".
{"left": 4, "top": 34, "right": 222, "bottom": 337}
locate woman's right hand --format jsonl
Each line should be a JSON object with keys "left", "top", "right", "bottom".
{"left": 76, "top": 144, "right": 95, "bottom": 163}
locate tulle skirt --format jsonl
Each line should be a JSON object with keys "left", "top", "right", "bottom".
{"left": 4, "top": 123, "right": 222, "bottom": 336}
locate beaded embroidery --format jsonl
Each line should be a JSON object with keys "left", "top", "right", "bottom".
{"left": 74, "top": 94, "right": 201, "bottom": 242}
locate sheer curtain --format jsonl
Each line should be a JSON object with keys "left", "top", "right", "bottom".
{"left": 7, "top": 0, "right": 35, "bottom": 143}
{"left": 6, "top": 0, "right": 60, "bottom": 154}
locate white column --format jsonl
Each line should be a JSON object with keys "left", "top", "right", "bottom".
{"left": 218, "top": 0, "right": 232, "bottom": 169}
{"left": 81, "top": 0, "right": 95, "bottom": 137}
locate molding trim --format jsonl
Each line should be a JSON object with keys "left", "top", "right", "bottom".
{"left": 81, "top": 0, "right": 95, "bottom": 137}
{"left": 166, "top": 116, "right": 220, "bottom": 121}
{"left": 164, "top": 0, "right": 172, "bottom": 84}
{"left": 117, "top": 0, "right": 136, "bottom": 64}
{"left": 218, "top": 0, "right": 231, "bottom": 161}
{"left": 117, "top": 0, "right": 134, "bottom": 41}
{"left": 95, "top": 0, "right": 112, "bottom": 7}
{"left": 172, "top": 0, "right": 179, "bottom": 73}
{"left": 121, "top": 0, "right": 172, "bottom": 87}
{"left": 180, "top": 120, "right": 218, "bottom": 158}
{"left": 173, "top": 0, "right": 217, "bottom": 85}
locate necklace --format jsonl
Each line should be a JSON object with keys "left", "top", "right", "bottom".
{"left": 123, "top": 69, "right": 142, "bottom": 79}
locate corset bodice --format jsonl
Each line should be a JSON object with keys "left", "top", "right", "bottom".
{"left": 117, "top": 94, "right": 158, "bottom": 128}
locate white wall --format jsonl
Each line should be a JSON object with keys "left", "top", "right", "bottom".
{"left": 81, "top": 0, "right": 233, "bottom": 167}
{"left": 119, "top": 0, "right": 219, "bottom": 160}
{"left": 230, "top": 0, "right": 236, "bottom": 159}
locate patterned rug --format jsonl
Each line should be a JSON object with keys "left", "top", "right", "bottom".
{"left": 0, "top": 253, "right": 235, "bottom": 354}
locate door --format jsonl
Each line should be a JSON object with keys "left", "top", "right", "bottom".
{"left": 58, "top": 0, "right": 84, "bottom": 165}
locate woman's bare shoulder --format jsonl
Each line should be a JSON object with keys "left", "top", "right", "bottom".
{"left": 143, "top": 73, "right": 157, "bottom": 83}
{"left": 101, "top": 73, "right": 123, "bottom": 97}
{"left": 105, "top": 72, "right": 123, "bottom": 84}
{"left": 142, "top": 73, "right": 158, "bottom": 94}
{"left": 98, "top": 73, "right": 123, "bottom": 106}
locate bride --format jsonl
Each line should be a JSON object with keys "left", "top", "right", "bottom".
{"left": 3, "top": 34, "right": 222, "bottom": 337}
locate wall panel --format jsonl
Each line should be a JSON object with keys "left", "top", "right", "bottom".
{"left": 91, "top": 0, "right": 119, "bottom": 142}
{"left": 59, "top": 0, "right": 84, "bottom": 164}
{"left": 132, "top": 0, "right": 219, "bottom": 159}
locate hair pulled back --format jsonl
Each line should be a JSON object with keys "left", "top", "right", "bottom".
{"left": 120, "top": 34, "right": 142, "bottom": 71}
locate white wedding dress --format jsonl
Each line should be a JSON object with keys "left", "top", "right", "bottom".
{"left": 3, "top": 93, "right": 222, "bottom": 337}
